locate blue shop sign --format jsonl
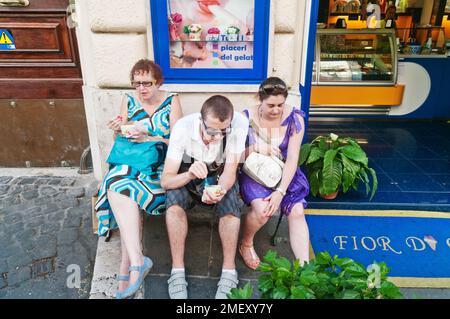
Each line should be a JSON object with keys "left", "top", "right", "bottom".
{"left": 306, "top": 210, "right": 450, "bottom": 287}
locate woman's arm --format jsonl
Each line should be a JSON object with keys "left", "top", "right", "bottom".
{"left": 170, "top": 94, "right": 183, "bottom": 130}
{"left": 110, "top": 95, "right": 128, "bottom": 140}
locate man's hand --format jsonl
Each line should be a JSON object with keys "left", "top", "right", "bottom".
{"left": 188, "top": 161, "right": 208, "bottom": 180}
{"left": 202, "top": 187, "right": 227, "bottom": 205}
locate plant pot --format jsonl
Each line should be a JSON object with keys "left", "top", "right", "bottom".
{"left": 320, "top": 191, "right": 339, "bottom": 200}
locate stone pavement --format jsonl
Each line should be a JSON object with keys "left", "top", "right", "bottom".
{"left": 0, "top": 169, "right": 98, "bottom": 299}
{"left": 91, "top": 206, "right": 450, "bottom": 300}
{"left": 141, "top": 211, "right": 450, "bottom": 299}
{"left": 142, "top": 209, "right": 294, "bottom": 299}
{"left": 1, "top": 169, "right": 449, "bottom": 299}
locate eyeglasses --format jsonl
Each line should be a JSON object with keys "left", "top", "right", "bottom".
{"left": 131, "top": 80, "right": 156, "bottom": 88}
{"left": 259, "top": 83, "right": 288, "bottom": 95}
{"left": 201, "top": 118, "right": 232, "bottom": 137}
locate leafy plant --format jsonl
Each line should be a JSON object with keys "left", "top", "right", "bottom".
{"left": 299, "top": 133, "right": 378, "bottom": 199}
{"left": 227, "top": 282, "right": 253, "bottom": 299}
{"left": 228, "top": 250, "right": 403, "bottom": 299}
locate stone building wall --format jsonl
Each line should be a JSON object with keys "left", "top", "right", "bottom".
{"left": 75, "top": 0, "right": 311, "bottom": 180}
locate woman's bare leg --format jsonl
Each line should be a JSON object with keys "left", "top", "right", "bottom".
{"left": 107, "top": 190, "right": 143, "bottom": 286}
{"left": 287, "top": 203, "right": 310, "bottom": 265}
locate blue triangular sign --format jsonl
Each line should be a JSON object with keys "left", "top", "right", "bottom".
{"left": 0, "top": 29, "right": 16, "bottom": 50}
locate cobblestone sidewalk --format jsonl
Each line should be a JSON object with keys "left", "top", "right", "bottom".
{"left": 0, "top": 172, "right": 98, "bottom": 299}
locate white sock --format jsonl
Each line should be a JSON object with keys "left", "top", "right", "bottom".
{"left": 222, "top": 268, "right": 237, "bottom": 276}
{"left": 171, "top": 268, "right": 185, "bottom": 275}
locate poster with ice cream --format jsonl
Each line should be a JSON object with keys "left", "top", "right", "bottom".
{"left": 168, "top": 0, "right": 254, "bottom": 69}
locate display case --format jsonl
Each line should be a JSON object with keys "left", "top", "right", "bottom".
{"left": 396, "top": 26, "right": 447, "bottom": 56}
{"left": 313, "top": 29, "right": 398, "bottom": 86}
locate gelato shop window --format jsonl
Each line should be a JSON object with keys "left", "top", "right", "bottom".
{"left": 150, "top": 0, "right": 270, "bottom": 84}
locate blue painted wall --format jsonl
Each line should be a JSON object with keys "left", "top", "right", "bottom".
{"left": 396, "top": 57, "right": 450, "bottom": 119}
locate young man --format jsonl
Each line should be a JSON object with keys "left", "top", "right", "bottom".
{"left": 161, "top": 95, "right": 248, "bottom": 299}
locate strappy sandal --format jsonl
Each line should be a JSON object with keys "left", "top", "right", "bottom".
{"left": 118, "top": 256, "right": 153, "bottom": 299}
{"left": 115, "top": 274, "right": 130, "bottom": 299}
{"left": 238, "top": 243, "right": 260, "bottom": 270}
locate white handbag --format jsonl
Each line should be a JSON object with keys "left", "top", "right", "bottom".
{"left": 243, "top": 152, "right": 284, "bottom": 188}
{"left": 242, "top": 119, "right": 284, "bottom": 189}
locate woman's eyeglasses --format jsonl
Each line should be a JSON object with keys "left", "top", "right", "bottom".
{"left": 201, "top": 118, "right": 232, "bottom": 137}
{"left": 259, "top": 83, "right": 287, "bottom": 95}
{"left": 131, "top": 80, "right": 156, "bottom": 88}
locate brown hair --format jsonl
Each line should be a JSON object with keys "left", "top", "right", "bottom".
{"left": 258, "top": 77, "right": 288, "bottom": 101}
{"left": 130, "top": 59, "right": 164, "bottom": 85}
{"left": 201, "top": 95, "right": 234, "bottom": 122}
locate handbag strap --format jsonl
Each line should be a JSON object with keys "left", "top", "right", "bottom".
{"left": 249, "top": 119, "right": 284, "bottom": 161}
{"left": 249, "top": 119, "right": 271, "bottom": 145}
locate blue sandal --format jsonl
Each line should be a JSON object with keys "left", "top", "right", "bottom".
{"left": 119, "top": 256, "right": 153, "bottom": 299}
{"left": 115, "top": 274, "right": 130, "bottom": 299}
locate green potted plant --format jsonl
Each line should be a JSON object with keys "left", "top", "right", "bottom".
{"left": 228, "top": 250, "right": 403, "bottom": 299}
{"left": 298, "top": 133, "right": 378, "bottom": 200}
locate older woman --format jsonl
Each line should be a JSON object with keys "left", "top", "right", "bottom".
{"left": 238, "top": 77, "right": 310, "bottom": 269}
{"left": 95, "top": 59, "right": 182, "bottom": 298}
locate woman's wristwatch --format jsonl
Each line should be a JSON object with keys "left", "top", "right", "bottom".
{"left": 275, "top": 187, "right": 286, "bottom": 196}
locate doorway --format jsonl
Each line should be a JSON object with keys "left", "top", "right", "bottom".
{"left": 0, "top": 0, "right": 89, "bottom": 167}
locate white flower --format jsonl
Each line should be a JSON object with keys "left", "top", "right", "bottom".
{"left": 188, "top": 24, "right": 202, "bottom": 33}
{"left": 330, "top": 133, "right": 339, "bottom": 141}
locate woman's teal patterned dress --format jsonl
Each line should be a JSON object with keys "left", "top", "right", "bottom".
{"left": 95, "top": 92, "right": 176, "bottom": 236}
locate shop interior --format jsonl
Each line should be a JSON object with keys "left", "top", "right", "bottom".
{"left": 305, "top": 0, "right": 450, "bottom": 211}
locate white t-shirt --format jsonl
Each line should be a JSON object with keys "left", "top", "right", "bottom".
{"left": 166, "top": 112, "right": 249, "bottom": 165}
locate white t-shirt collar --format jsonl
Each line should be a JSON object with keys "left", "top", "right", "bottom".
{"left": 193, "top": 115, "right": 203, "bottom": 142}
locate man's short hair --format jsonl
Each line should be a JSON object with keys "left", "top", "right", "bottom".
{"left": 201, "top": 95, "right": 234, "bottom": 122}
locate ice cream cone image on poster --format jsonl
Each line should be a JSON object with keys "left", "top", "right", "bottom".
{"left": 226, "top": 26, "right": 240, "bottom": 41}
{"left": 424, "top": 235, "right": 437, "bottom": 251}
{"left": 184, "top": 24, "right": 203, "bottom": 41}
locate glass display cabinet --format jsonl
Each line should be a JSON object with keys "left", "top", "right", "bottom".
{"left": 313, "top": 29, "right": 398, "bottom": 86}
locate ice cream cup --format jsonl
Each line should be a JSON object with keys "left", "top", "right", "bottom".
{"left": 205, "top": 185, "right": 222, "bottom": 197}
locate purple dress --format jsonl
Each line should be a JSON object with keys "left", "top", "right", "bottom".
{"left": 238, "top": 108, "right": 310, "bottom": 216}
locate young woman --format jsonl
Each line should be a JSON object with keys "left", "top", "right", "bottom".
{"left": 238, "top": 77, "right": 310, "bottom": 269}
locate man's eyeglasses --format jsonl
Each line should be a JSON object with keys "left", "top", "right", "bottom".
{"left": 259, "top": 83, "right": 287, "bottom": 95}
{"left": 201, "top": 118, "right": 232, "bottom": 137}
{"left": 131, "top": 80, "right": 156, "bottom": 88}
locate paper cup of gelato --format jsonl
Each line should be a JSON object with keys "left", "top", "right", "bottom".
{"left": 204, "top": 185, "right": 222, "bottom": 196}
{"left": 120, "top": 124, "right": 137, "bottom": 137}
